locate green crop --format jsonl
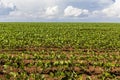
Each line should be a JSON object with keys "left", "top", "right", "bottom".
{"left": 0, "top": 23, "right": 120, "bottom": 80}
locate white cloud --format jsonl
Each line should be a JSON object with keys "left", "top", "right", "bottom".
{"left": 0, "top": 0, "right": 114, "bottom": 18}
{"left": 0, "top": 0, "right": 15, "bottom": 9}
{"left": 102, "top": 0, "right": 120, "bottom": 17}
{"left": 64, "top": 6, "right": 89, "bottom": 17}
{"left": 82, "top": 9, "right": 89, "bottom": 15}
{"left": 1, "top": 0, "right": 62, "bottom": 19}
{"left": 45, "top": 6, "right": 59, "bottom": 16}
{"left": 0, "top": 0, "right": 120, "bottom": 21}
{"left": 0, "top": 0, "right": 16, "bottom": 15}
{"left": 3, "top": 0, "right": 61, "bottom": 12}
{"left": 9, "top": 6, "right": 59, "bottom": 19}
{"left": 9, "top": 11, "right": 28, "bottom": 17}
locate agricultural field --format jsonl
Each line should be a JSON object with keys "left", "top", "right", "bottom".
{"left": 0, "top": 23, "right": 120, "bottom": 80}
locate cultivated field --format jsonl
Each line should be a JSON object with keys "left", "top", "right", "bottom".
{"left": 0, "top": 23, "right": 120, "bottom": 80}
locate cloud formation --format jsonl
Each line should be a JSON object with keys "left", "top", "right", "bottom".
{"left": 102, "top": 0, "right": 120, "bottom": 17}
{"left": 45, "top": 6, "right": 59, "bottom": 16}
{"left": 64, "top": 6, "right": 89, "bottom": 17}
{"left": 0, "top": 0, "right": 120, "bottom": 22}
{"left": 0, "top": 0, "right": 16, "bottom": 15}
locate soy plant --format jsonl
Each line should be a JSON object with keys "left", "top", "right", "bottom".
{"left": 0, "top": 23, "right": 120, "bottom": 50}
{"left": 1, "top": 23, "right": 120, "bottom": 79}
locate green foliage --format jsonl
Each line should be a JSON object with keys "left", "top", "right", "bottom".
{"left": 0, "top": 23, "right": 120, "bottom": 50}
{"left": 0, "top": 23, "right": 120, "bottom": 79}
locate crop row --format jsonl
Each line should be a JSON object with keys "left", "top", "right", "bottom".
{"left": 0, "top": 50, "right": 120, "bottom": 79}
{"left": 0, "top": 23, "right": 120, "bottom": 79}
{"left": 0, "top": 23, "right": 120, "bottom": 51}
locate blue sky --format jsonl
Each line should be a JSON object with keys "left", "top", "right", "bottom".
{"left": 0, "top": 0, "right": 120, "bottom": 22}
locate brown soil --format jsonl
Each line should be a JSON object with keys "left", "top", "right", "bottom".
{"left": 86, "top": 66, "right": 104, "bottom": 75}
{"left": 110, "top": 67, "right": 120, "bottom": 75}
{"left": 0, "top": 47, "right": 120, "bottom": 79}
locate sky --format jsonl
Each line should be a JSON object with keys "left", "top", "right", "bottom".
{"left": 0, "top": 0, "right": 120, "bottom": 22}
